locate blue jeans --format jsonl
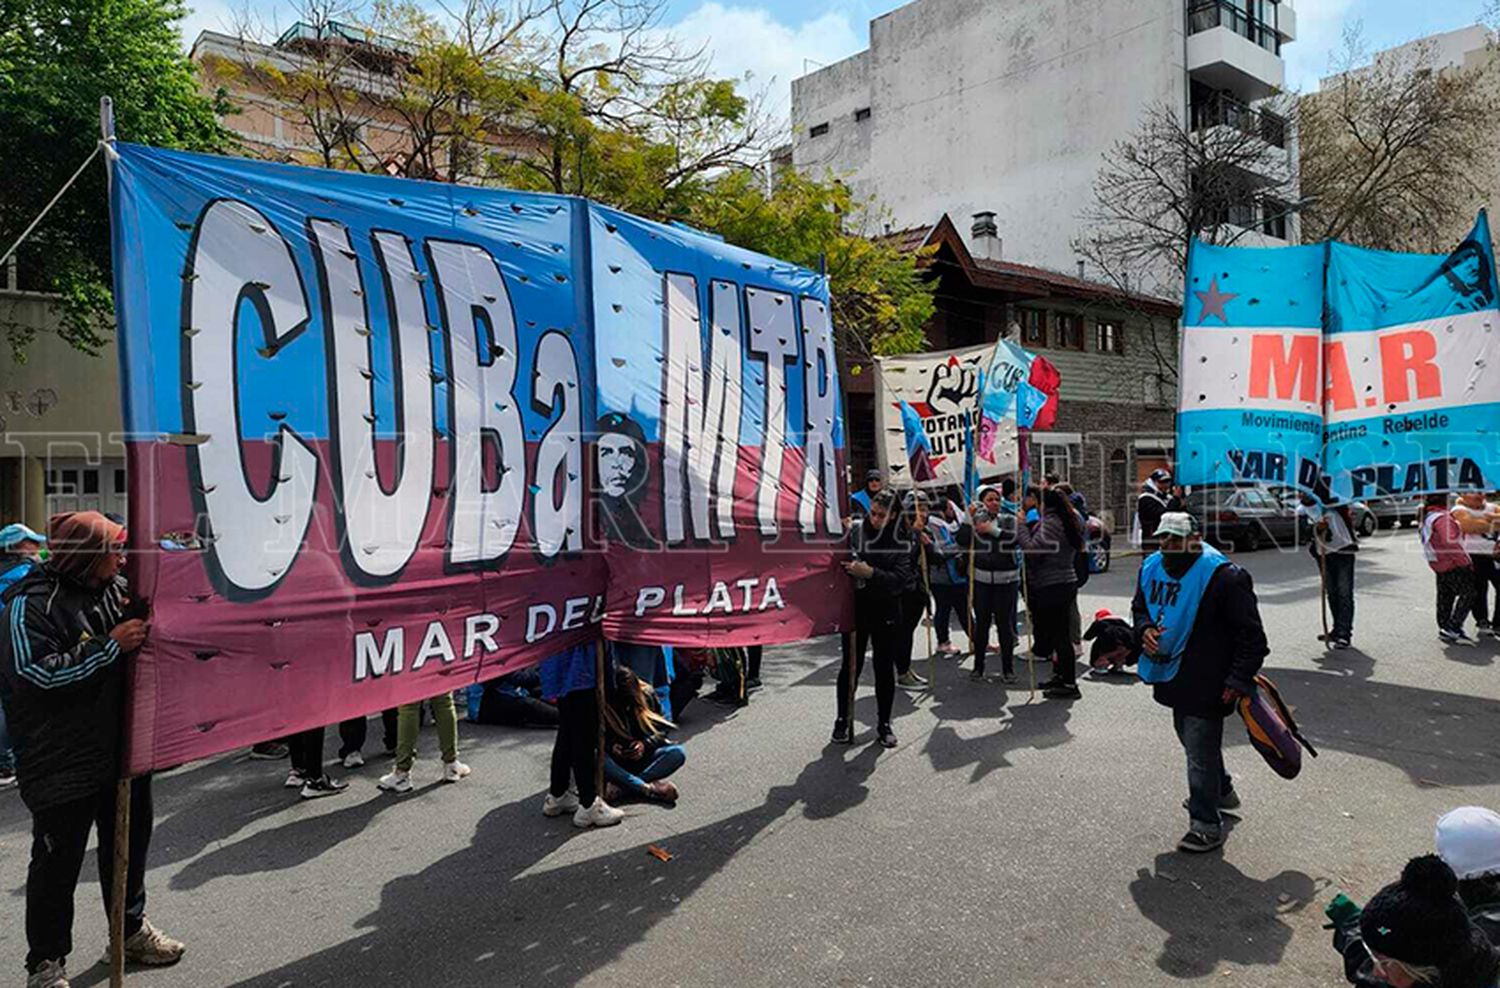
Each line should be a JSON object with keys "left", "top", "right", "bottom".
{"left": 604, "top": 743, "right": 686, "bottom": 795}
{"left": 1173, "top": 712, "right": 1233, "bottom": 836}
{"left": 1323, "top": 552, "right": 1355, "bottom": 641}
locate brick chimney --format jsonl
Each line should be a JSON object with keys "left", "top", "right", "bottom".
{"left": 971, "top": 211, "right": 1001, "bottom": 262}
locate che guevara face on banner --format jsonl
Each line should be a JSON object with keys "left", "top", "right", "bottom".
{"left": 595, "top": 411, "right": 657, "bottom": 550}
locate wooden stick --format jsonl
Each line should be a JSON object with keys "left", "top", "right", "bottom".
{"left": 920, "top": 543, "right": 935, "bottom": 684}
{"left": 1317, "top": 545, "right": 1331, "bottom": 643}
{"left": 593, "top": 639, "right": 606, "bottom": 802}
{"left": 109, "top": 777, "right": 130, "bottom": 987}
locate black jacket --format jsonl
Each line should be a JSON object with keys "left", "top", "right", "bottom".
{"left": 0, "top": 566, "right": 131, "bottom": 812}
{"left": 849, "top": 517, "right": 916, "bottom": 629}
{"left": 1131, "top": 562, "right": 1268, "bottom": 718}
{"left": 1136, "top": 487, "right": 1183, "bottom": 549}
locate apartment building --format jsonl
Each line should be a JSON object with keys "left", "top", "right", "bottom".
{"left": 791, "top": 0, "right": 1300, "bottom": 274}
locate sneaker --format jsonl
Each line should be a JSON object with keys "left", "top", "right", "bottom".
{"left": 250, "top": 742, "right": 289, "bottom": 760}
{"left": 573, "top": 797, "right": 625, "bottom": 829}
{"left": 1483, "top": 626, "right": 1500, "bottom": 639}
{"left": 1440, "top": 628, "right": 1459, "bottom": 644}
{"left": 937, "top": 642, "right": 961, "bottom": 657}
{"left": 442, "top": 760, "right": 471, "bottom": 783}
{"left": 1088, "top": 665, "right": 1114, "bottom": 679}
{"left": 109, "top": 918, "right": 185, "bottom": 967}
{"left": 0, "top": 770, "right": 16, "bottom": 789}
{"left": 645, "top": 780, "right": 679, "bottom": 804}
{"left": 1177, "top": 830, "right": 1225, "bottom": 853}
{"left": 830, "top": 719, "right": 853, "bottom": 744}
{"left": 377, "top": 769, "right": 413, "bottom": 794}
{"left": 27, "top": 958, "right": 68, "bottom": 988}
{"left": 1479, "top": 620, "right": 1493, "bottom": 631}
{"left": 341, "top": 750, "right": 365, "bottom": 769}
{"left": 283, "top": 769, "right": 305, "bottom": 789}
{"left": 745, "top": 677, "right": 763, "bottom": 691}
{"left": 299, "top": 776, "right": 348, "bottom": 799}
{"left": 970, "top": 668, "right": 987, "bottom": 681}
{"left": 1043, "top": 684, "right": 1082, "bottom": 700}
{"left": 896, "top": 670, "right": 927, "bottom": 691}
{"left": 1333, "top": 638, "right": 1351, "bottom": 650}
{"left": 1002, "top": 672, "right": 1019, "bottom": 685}
{"left": 1036, "top": 676, "right": 1064, "bottom": 691}
{"left": 1453, "top": 630, "right": 1479, "bottom": 647}
{"left": 542, "top": 789, "right": 581, "bottom": 817}
{"left": 877, "top": 724, "right": 898, "bottom": 748}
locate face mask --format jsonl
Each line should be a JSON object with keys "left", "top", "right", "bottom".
{"left": 1162, "top": 550, "right": 1197, "bottom": 578}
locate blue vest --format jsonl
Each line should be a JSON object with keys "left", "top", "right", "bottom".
{"left": 1136, "top": 544, "right": 1231, "bottom": 684}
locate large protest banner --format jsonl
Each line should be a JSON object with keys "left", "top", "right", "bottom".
{"left": 1175, "top": 215, "right": 1500, "bottom": 499}
{"left": 110, "top": 145, "right": 848, "bottom": 773}
{"left": 1176, "top": 242, "right": 1328, "bottom": 492}
{"left": 587, "top": 205, "right": 849, "bottom": 645}
{"left": 874, "top": 344, "right": 1017, "bottom": 489}
{"left": 1324, "top": 214, "right": 1500, "bottom": 500}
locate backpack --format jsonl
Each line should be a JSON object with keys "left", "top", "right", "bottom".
{"left": 1237, "top": 673, "right": 1319, "bottom": 780}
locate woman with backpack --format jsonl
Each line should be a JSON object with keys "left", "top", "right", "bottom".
{"left": 1421, "top": 493, "right": 1478, "bottom": 645}
{"left": 1019, "top": 487, "right": 1086, "bottom": 701}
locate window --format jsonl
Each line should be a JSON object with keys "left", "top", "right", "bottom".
{"left": 1018, "top": 308, "right": 1046, "bottom": 347}
{"left": 1054, "top": 313, "right": 1084, "bottom": 350}
{"left": 854, "top": 107, "right": 871, "bottom": 122}
{"left": 809, "top": 122, "right": 829, "bottom": 138}
{"left": 1096, "top": 320, "right": 1123, "bottom": 355}
{"left": 1038, "top": 444, "right": 1073, "bottom": 483}
{"left": 1262, "top": 199, "right": 1288, "bottom": 240}
{"left": 114, "top": 469, "right": 127, "bottom": 494}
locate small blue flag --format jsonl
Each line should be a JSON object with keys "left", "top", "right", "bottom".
{"left": 899, "top": 400, "right": 936, "bottom": 484}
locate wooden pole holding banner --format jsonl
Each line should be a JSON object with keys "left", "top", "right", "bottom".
{"left": 594, "top": 639, "right": 607, "bottom": 802}
{"left": 99, "top": 93, "right": 131, "bottom": 988}
{"left": 1317, "top": 540, "right": 1331, "bottom": 643}
{"left": 920, "top": 543, "right": 936, "bottom": 684}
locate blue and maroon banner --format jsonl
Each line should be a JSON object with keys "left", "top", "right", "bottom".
{"left": 110, "top": 144, "right": 847, "bottom": 773}
{"left": 1175, "top": 213, "right": 1500, "bottom": 501}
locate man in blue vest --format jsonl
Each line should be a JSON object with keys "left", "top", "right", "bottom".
{"left": 849, "top": 469, "right": 883, "bottom": 524}
{"left": 1133, "top": 512, "right": 1268, "bottom": 854}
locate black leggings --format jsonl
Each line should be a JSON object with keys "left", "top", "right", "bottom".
{"left": 1029, "top": 583, "right": 1079, "bottom": 685}
{"left": 836, "top": 621, "right": 899, "bottom": 727}
{"left": 550, "top": 689, "right": 600, "bottom": 806}
{"left": 972, "top": 580, "right": 1019, "bottom": 676}
{"left": 895, "top": 590, "right": 927, "bottom": 675}
{"left": 338, "top": 710, "right": 399, "bottom": 757}
{"left": 289, "top": 726, "right": 326, "bottom": 779}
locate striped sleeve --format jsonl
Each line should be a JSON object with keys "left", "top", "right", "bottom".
{"left": 9, "top": 595, "right": 122, "bottom": 690}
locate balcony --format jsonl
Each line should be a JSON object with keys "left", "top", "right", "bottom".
{"left": 1186, "top": 2, "right": 1286, "bottom": 101}
{"left": 1191, "top": 94, "right": 1287, "bottom": 148}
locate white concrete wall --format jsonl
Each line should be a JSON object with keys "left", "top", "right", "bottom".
{"left": 792, "top": 0, "right": 1190, "bottom": 271}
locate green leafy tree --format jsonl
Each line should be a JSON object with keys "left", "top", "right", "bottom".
{"left": 0, "top": 0, "right": 232, "bottom": 358}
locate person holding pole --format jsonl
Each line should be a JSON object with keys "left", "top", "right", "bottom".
{"left": 0, "top": 512, "right": 185, "bottom": 988}
{"left": 1019, "top": 488, "right": 1086, "bottom": 701}
{"left": 957, "top": 485, "right": 1021, "bottom": 684}
{"left": 834, "top": 490, "right": 914, "bottom": 748}
{"left": 894, "top": 491, "right": 931, "bottom": 692}
{"left": 539, "top": 643, "right": 624, "bottom": 829}
{"left": 927, "top": 493, "right": 967, "bottom": 658}
{"left": 1298, "top": 494, "right": 1358, "bottom": 650}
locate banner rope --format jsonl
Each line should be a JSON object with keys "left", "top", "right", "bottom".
{"left": 0, "top": 141, "right": 104, "bottom": 270}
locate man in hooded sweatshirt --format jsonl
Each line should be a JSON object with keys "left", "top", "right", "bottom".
{"left": 1132, "top": 512, "right": 1267, "bottom": 854}
{"left": 0, "top": 512, "right": 185, "bottom": 988}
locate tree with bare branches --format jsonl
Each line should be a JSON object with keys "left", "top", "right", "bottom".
{"left": 1299, "top": 25, "right": 1500, "bottom": 251}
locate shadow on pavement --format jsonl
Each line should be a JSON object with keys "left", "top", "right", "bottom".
{"left": 1244, "top": 668, "right": 1500, "bottom": 787}
{"left": 1129, "top": 851, "right": 1320, "bottom": 978}
{"left": 219, "top": 748, "right": 880, "bottom": 987}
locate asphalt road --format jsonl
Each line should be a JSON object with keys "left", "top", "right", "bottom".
{"left": 4, "top": 528, "right": 1499, "bottom": 987}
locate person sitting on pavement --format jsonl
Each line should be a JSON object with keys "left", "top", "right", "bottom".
{"left": 0, "top": 511, "right": 185, "bottom": 988}
{"left": 1332, "top": 854, "right": 1500, "bottom": 988}
{"left": 1133, "top": 511, "right": 1268, "bottom": 854}
{"left": 0, "top": 522, "right": 46, "bottom": 792}
{"left": 603, "top": 665, "right": 685, "bottom": 805}
{"left": 1083, "top": 608, "right": 1137, "bottom": 677}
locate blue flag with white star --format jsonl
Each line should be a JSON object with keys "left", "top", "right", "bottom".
{"left": 1175, "top": 240, "right": 1329, "bottom": 493}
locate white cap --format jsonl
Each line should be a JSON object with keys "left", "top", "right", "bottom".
{"left": 1153, "top": 511, "right": 1196, "bottom": 538}
{"left": 1436, "top": 806, "right": 1500, "bottom": 880}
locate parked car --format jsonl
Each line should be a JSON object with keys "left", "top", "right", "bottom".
{"left": 1184, "top": 484, "right": 1301, "bottom": 551}
{"left": 1367, "top": 495, "right": 1422, "bottom": 529}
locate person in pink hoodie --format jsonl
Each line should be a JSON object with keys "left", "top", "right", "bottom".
{"left": 1421, "top": 493, "right": 1478, "bottom": 645}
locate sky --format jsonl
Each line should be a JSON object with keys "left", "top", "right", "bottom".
{"left": 178, "top": 0, "right": 1497, "bottom": 119}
